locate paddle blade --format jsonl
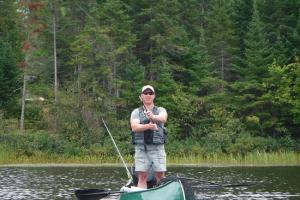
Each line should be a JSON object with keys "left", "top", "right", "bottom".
{"left": 75, "top": 189, "right": 109, "bottom": 200}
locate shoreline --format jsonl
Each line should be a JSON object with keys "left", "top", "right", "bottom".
{"left": 1, "top": 163, "right": 299, "bottom": 167}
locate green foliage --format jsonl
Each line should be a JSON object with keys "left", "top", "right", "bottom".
{"left": 1, "top": 0, "right": 300, "bottom": 162}
{"left": 199, "top": 107, "right": 246, "bottom": 153}
{"left": 0, "top": 40, "right": 21, "bottom": 111}
{"left": 262, "top": 62, "right": 300, "bottom": 137}
{"left": 242, "top": 0, "right": 273, "bottom": 80}
{"left": 167, "top": 139, "right": 205, "bottom": 157}
{"left": 227, "top": 134, "right": 268, "bottom": 155}
{"left": 56, "top": 89, "right": 103, "bottom": 147}
{"left": 206, "top": 0, "right": 238, "bottom": 81}
{"left": 259, "top": 0, "right": 300, "bottom": 64}
{"left": 0, "top": 0, "right": 23, "bottom": 62}
{"left": 0, "top": 131, "right": 65, "bottom": 156}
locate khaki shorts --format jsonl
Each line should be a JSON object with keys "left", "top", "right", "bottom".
{"left": 135, "top": 144, "right": 167, "bottom": 172}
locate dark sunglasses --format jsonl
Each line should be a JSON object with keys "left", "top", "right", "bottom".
{"left": 142, "top": 91, "right": 154, "bottom": 95}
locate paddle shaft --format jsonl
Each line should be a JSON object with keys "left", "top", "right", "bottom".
{"left": 182, "top": 177, "right": 254, "bottom": 186}
{"left": 102, "top": 118, "right": 132, "bottom": 180}
{"left": 192, "top": 183, "right": 254, "bottom": 189}
{"left": 75, "top": 189, "right": 125, "bottom": 200}
{"left": 86, "top": 191, "right": 123, "bottom": 195}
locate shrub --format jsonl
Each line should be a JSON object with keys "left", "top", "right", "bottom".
{"left": 277, "top": 136, "right": 296, "bottom": 151}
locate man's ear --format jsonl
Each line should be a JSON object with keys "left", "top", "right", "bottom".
{"left": 139, "top": 95, "right": 143, "bottom": 102}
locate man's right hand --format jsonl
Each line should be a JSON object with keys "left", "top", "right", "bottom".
{"left": 148, "top": 122, "right": 158, "bottom": 131}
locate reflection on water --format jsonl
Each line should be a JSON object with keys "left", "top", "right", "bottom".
{"left": 176, "top": 166, "right": 300, "bottom": 200}
{"left": 0, "top": 166, "right": 126, "bottom": 200}
{"left": 0, "top": 165, "right": 299, "bottom": 199}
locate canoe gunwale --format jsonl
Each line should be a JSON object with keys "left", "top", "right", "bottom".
{"left": 121, "top": 177, "right": 179, "bottom": 195}
{"left": 119, "top": 177, "right": 188, "bottom": 200}
{"left": 178, "top": 179, "right": 187, "bottom": 200}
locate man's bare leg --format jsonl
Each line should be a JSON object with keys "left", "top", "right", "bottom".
{"left": 155, "top": 171, "right": 165, "bottom": 184}
{"left": 137, "top": 171, "right": 148, "bottom": 189}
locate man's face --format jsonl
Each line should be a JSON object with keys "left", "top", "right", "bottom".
{"left": 141, "top": 89, "right": 155, "bottom": 104}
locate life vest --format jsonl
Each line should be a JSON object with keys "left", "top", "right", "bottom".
{"left": 132, "top": 106, "right": 167, "bottom": 145}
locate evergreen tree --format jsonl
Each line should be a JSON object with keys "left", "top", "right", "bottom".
{"left": 262, "top": 62, "right": 300, "bottom": 138}
{"left": 291, "top": 12, "right": 300, "bottom": 61}
{"left": 243, "top": 0, "right": 272, "bottom": 81}
{"left": 230, "top": 0, "right": 253, "bottom": 79}
{"left": 229, "top": 1, "right": 274, "bottom": 137}
{"left": 97, "top": 0, "right": 137, "bottom": 98}
{"left": 0, "top": 0, "right": 22, "bottom": 113}
{"left": 130, "top": 0, "right": 187, "bottom": 81}
{"left": 0, "top": 0, "right": 23, "bottom": 61}
{"left": 178, "top": 0, "right": 211, "bottom": 41}
{"left": 173, "top": 0, "right": 215, "bottom": 94}
{"left": 206, "top": 0, "right": 237, "bottom": 84}
{"left": 0, "top": 41, "right": 21, "bottom": 110}
{"left": 259, "top": 0, "right": 300, "bottom": 64}
{"left": 69, "top": 0, "right": 138, "bottom": 118}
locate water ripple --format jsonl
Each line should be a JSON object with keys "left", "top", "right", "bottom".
{"left": 0, "top": 166, "right": 299, "bottom": 199}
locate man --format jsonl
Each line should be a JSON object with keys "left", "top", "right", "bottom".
{"left": 130, "top": 85, "right": 168, "bottom": 189}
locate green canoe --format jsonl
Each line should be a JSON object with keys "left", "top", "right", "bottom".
{"left": 75, "top": 177, "right": 194, "bottom": 200}
{"left": 119, "top": 178, "right": 192, "bottom": 200}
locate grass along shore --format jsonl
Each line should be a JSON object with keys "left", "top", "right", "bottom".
{"left": 167, "top": 151, "right": 300, "bottom": 166}
{"left": 1, "top": 147, "right": 299, "bottom": 166}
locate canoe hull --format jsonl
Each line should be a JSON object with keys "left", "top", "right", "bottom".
{"left": 119, "top": 179, "right": 186, "bottom": 200}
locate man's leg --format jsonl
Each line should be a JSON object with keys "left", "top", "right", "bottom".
{"left": 155, "top": 171, "right": 165, "bottom": 183}
{"left": 151, "top": 145, "right": 166, "bottom": 184}
{"left": 135, "top": 146, "right": 150, "bottom": 189}
{"left": 137, "top": 171, "right": 148, "bottom": 189}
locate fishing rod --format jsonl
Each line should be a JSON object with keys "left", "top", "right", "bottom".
{"left": 102, "top": 118, "right": 132, "bottom": 181}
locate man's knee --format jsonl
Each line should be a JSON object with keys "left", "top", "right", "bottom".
{"left": 138, "top": 171, "right": 148, "bottom": 181}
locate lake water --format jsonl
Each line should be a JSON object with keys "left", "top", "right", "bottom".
{"left": 0, "top": 165, "right": 299, "bottom": 199}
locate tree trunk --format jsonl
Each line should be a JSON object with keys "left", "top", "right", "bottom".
{"left": 221, "top": 49, "right": 225, "bottom": 90}
{"left": 77, "top": 63, "right": 81, "bottom": 107}
{"left": 53, "top": 10, "right": 58, "bottom": 104}
{"left": 20, "top": 73, "right": 27, "bottom": 131}
{"left": 52, "top": 1, "right": 58, "bottom": 132}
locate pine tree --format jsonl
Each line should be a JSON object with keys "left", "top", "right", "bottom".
{"left": 291, "top": 12, "right": 300, "bottom": 61}
{"left": 172, "top": 0, "right": 215, "bottom": 94}
{"left": 243, "top": 0, "right": 273, "bottom": 81}
{"left": 230, "top": 0, "right": 253, "bottom": 80}
{"left": 68, "top": 0, "right": 139, "bottom": 120}
{"left": 259, "top": 0, "right": 300, "bottom": 64}
{"left": 0, "top": 41, "right": 21, "bottom": 109}
{"left": 0, "top": 1, "right": 22, "bottom": 112}
{"left": 99, "top": 0, "right": 137, "bottom": 98}
{"left": 178, "top": 0, "right": 211, "bottom": 41}
{"left": 229, "top": 1, "right": 274, "bottom": 136}
{"left": 206, "top": 0, "right": 237, "bottom": 84}
{"left": 130, "top": 0, "right": 187, "bottom": 81}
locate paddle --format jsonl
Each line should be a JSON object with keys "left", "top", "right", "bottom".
{"left": 192, "top": 183, "right": 255, "bottom": 189}
{"left": 75, "top": 189, "right": 125, "bottom": 200}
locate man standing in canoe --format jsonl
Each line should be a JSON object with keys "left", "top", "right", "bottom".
{"left": 130, "top": 85, "right": 168, "bottom": 189}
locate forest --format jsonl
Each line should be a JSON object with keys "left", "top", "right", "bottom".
{"left": 0, "top": 0, "right": 300, "bottom": 163}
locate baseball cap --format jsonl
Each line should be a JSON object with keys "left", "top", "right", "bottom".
{"left": 141, "top": 85, "right": 155, "bottom": 93}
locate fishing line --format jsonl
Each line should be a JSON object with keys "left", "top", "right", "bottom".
{"left": 102, "top": 118, "right": 132, "bottom": 181}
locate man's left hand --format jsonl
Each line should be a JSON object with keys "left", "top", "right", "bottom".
{"left": 146, "top": 111, "right": 155, "bottom": 121}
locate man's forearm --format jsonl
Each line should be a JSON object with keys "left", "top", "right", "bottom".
{"left": 131, "top": 123, "right": 150, "bottom": 132}
{"left": 152, "top": 114, "right": 167, "bottom": 123}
